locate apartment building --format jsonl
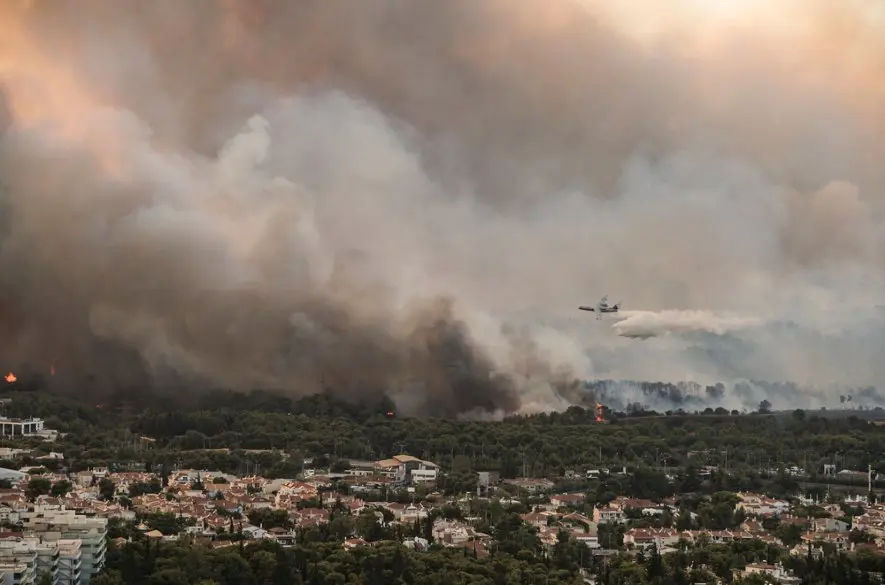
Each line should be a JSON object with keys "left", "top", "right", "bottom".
{"left": 0, "top": 536, "right": 83, "bottom": 585}
{"left": 55, "top": 540, "right": 82, "bottom": 585}
{"left": 18, "top": 507, "right": 106, "bottom": 584}
{"left": 22, "top": 539, "right": 56, "bottom": 582}
{"left": 0, "top": 562, "right": 34, "bottom": 585}
{"left": 0, "top": 539, "right": 37, "bottom": 585}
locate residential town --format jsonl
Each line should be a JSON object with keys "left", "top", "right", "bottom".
{"left": 0, "top": 449, "right": 883, "bottom": 584}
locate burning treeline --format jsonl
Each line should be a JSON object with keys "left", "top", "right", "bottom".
{"left": 2, "top": 365, "right": 56, "bottom": 387}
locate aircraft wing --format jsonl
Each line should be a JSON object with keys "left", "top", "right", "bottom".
{"left": 578, "top": 305, "right": 595, "bottom": 312}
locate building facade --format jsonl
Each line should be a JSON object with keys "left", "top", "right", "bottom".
{"left": 0, "top": 539, "right": 37, "bottom": 585}
{"left": 0, "top": 418, "right": 45, "bottom": 439}
{"left": 18, "top": 507, "right": 107, "bottom": 584}
{"left": 375, "top": 455, "right": 439, "bottom": 485}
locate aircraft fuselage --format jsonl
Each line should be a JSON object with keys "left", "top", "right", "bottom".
{"left": 579, "top": 302, "right": 620, "bottom": 320}
{"left": 578, "top": 306, "right": 619, "bottom": 313}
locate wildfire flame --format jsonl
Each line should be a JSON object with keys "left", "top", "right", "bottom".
{"left": 50, "top": 365, "right": 55, "bottom": 376}
{"left": 4, "top": 372, "right": 16, "bottom": 383}
{"left": 595, "top": 402, "right": 605, "bottom": 423}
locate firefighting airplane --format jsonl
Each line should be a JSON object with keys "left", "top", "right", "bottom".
{"left": 578, "top": 295, "right": 621, "bottom": 320}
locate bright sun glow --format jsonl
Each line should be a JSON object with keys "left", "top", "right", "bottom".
{"left": 682, "top": 0, "right": 775, "bottom": 20}
{"left": 575, "top": 0, "right": 812, "bottom": 43}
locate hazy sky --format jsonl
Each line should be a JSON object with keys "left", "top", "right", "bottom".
{"left": 0, "top": 0, "right": 884, "bottom": 415}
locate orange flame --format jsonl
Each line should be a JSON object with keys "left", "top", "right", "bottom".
{"left": 4, "top": 372, "right": 16, "bottom": 383}
{"left": 50, "top": 365, "right": 55, "bottom": 376}
{"left": 595, "top": 402, "right": 605, "bottom": 422}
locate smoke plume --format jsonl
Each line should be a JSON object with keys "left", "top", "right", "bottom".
{"left": 612, "top": 311, "right": 763, "bottom": 340}
{"left": 1, "top": 0, "right": 885, "bottom": 415}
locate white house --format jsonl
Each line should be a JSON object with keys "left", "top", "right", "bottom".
{"left": 739, "top": 563, "right": 800, "bottom": 585}
{"left": 375, "top": 455, "right": 438, "bottom": 484}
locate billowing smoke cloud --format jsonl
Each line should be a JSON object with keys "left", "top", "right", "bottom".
{"left": 612, "top": 311, "right": 763, "bottom": 340}
{"left": 1, "top": 0, "right": 885, "bottom": 416}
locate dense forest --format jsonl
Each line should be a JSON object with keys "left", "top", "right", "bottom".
{"left": 6, "top": 372, "right": 884, "bottom": 414}
{"left": 3, "top": 388, "right": 885, "bottom": 493}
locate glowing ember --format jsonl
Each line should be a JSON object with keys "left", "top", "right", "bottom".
{"left": 50, "top": 365, "right": 55, "bottom": 376}
{"left": 4, "top": 372, "right": 16, "bottom": 383}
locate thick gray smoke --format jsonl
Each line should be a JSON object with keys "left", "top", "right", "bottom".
{"left": 1, "top": 0, "right": 885, "bottom": 415}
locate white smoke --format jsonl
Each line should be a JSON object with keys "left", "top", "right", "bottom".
{"left": 612, "top": 310, "right": 764, "bottom": 339}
